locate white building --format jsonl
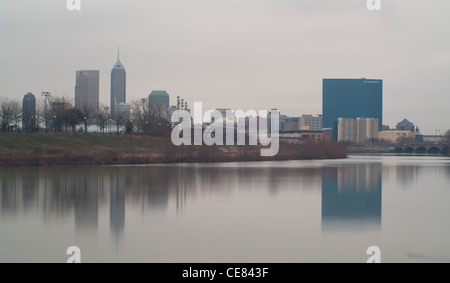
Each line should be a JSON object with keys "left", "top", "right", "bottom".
{"left": 338, "top": 117, "right": 379, "bottom": 143}
{"left": 75, "top": 70, "right": 99, "bottom": 113}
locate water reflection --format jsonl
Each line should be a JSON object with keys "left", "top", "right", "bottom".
{"left": 0, "top": 164, "right": 385, "bottom": 235}
{"left": 2, "top": 157, "right": 450, "bottom": 262}
{"left": 396, "top": 166, "right": 421, "bottom": 188}
{"left": 74, "top": 170, "right": 99, "bottom": 231}
{"left": 110, "top": 169, "right": 125, "bottom": 242}
{"left": 322, "top": 164, "right": 382, "bottom": 231}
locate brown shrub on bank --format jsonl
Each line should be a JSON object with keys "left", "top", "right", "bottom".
{"left": 0, "top": 139, "right": 347, "bottom": 166}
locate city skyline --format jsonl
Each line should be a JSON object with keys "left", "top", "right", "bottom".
{"left": 1, "top": 1, "right": 450, "bottom": 134}
{"left": 1, "top": 1, "right": 450, "bottom": 265}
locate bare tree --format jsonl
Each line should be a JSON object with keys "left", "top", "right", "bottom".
{"left": 64, "top": 108, "right": 84, "bottom": 134}
{"left": 445, "top": 129, "right": 450, "bottom": 147}
{"left": 0, "top": 98, "right": 19, "bottom": 133}
{"left": 130, "top": 98, "right": 152, "bottom": 134}
{"left": 125, "top": 120, "right": 134, "bottom": 135}
{"left": 35, "top": 99, "right": 45, "bottom": 132}
{"left": 130, "top": 98, "right": 170, "bottom": 136}
{"left": 10, "top": 100, "right": 21, "bottom": 132}
{"left": 396, "top": 136, "right": 415, "bottom": 146}
{"left": 96, "top": 104, "right": 110, "bottom": 134}
{"left": 79, "top": 104, "right": 97, "bottom": 134}
{"left": 115, "top": 110, "right": 129, "bottom": 135}
{"left": 47, "top": 96, "right": 73, "bottom": 133}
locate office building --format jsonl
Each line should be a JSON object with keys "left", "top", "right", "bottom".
{"left": 356, "top": 118, "right": 379, "bottom": 143}
{"left": 338, "top": 118, "right": 357, "bottom": 142}
{"left": 75, "top": 70, "right": 99, "bottom": 113}
{"left": 379, "top": 130, "right": 420, "bottom": 143}
{"left": 338, "top": 117, "right": 379, "bottom": 143}
{"left": 22, "top": 93, "right": 36, "bottom": 133}
{"left": 283, "top": 117, "right": 299, "bottom": 132}
{"left": 299, "top": 114, "right": 323, "bottom": 130}
{"left": 111, "top": 49, "right": 126, "bottom": 117}
{"left": 323, "top": 78, "right": 383, "bottom": 140}
{"left": 149, "top": 90, "right": 170, "bottom": 119}
{"left": 396, "top": 119, "right": 415, "bottom": 132}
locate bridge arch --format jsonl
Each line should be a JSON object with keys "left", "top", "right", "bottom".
{"left": 442, "top": 147, "right": 448, "bottom": 155}
{"left": 415, "top": 147, "right": 427, "bottom": 154}
{"left": 404, "top": 147, "right": 415, "bottom": 154}
{"left": 394, "top": 147, "right": 403, "bottom": 153}
{"left": 427, "top": 146, "right": 441, "bottom": 155}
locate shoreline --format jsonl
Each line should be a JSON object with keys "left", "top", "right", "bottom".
{"left": 348, "top": 152, "right": 450, "bottom": 157}
{"left": 0, "top": 133, "right": 347, "bottom": 167}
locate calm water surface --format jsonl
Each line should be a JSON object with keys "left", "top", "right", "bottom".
{"left": 1, "top": 155, "right": 450, "bottom": 262}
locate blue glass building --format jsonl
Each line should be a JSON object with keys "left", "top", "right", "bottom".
{"left": 323, "top": 78, "right": 383, "bottom": 140}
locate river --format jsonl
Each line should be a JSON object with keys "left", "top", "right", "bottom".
{"left": 1, "top": 155, "right": 450, "bottom": 262}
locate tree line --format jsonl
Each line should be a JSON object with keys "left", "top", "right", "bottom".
{"left": 0, "top": 96, "right": 171, "bottom": 137}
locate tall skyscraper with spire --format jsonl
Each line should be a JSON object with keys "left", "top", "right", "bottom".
{"left": 111, "top": 47, "right": 126, "bottom": 117}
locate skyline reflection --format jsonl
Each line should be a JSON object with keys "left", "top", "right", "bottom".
{"left": 0, "top": 160, "right": 448, "bottom": 239}
{"left": 1, "top": 156, "right": 450, "bottom": 262}
{"left": 321, "top": 164, "right": 382, "bottom": 231}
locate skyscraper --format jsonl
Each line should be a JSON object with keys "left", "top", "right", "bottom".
{"left": 149, "top": 90, "right": 170, "bottom": 119}
{"left": 323, "top": 78, "right": 383, "bottom": 140}
{"left": 75, "top": 70, "right": 99, "bottom": 113}
{"left": 111, "top": 48, "right": 126, "bottom": 117}
{"left": 22, "top": 92, "right": 36, "bottom": 133}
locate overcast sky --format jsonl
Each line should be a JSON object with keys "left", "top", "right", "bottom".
{"left": 1, "top": 0, "right": 449, "bottom": 134}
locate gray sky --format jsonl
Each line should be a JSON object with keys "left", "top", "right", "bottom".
{"left": 1, "top": 0, "right": 449, "bottom": 135}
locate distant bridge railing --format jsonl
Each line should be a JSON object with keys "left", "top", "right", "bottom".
{"left": 393, "top": 145, "right": 448, "bottom": 155}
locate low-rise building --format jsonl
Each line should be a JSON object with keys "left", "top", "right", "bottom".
{"left": 299, "top": 114, "right": 323, "bottom": 130}
{"left": 378, "top": 130, "right": 420, "bottom": 143}
{"left": 396, "top": 119, "right": 415, "bottom": 132}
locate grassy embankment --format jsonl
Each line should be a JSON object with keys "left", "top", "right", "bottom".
{"left": 0, "top": 133, "right": 347, "bottom": 166}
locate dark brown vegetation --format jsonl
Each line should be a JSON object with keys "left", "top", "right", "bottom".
{"left": 0, "top": 134, "right": 347, "bottom": 166}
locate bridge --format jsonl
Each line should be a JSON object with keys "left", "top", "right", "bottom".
{"left": 393, "top": 145, "right": 448, "bottom": 155}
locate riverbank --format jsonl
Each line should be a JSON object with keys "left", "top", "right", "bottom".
{"left": 347, "top": 145, "right": 393, "bottom": 154}
{"left": 0, "top": 133, "right": 347, "bottom": 166}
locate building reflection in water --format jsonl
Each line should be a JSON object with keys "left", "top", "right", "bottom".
{"left": 74, "top": 170, "right": 99, "bottom": 232}
{"left": 110, "top": 168, "right": 125, "bottom": 243}
{"left": 1, "top": 163, "right": 385, "bottom": 237}
{"left": 322, "top": 164, "right": 382, "bottom": 231}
